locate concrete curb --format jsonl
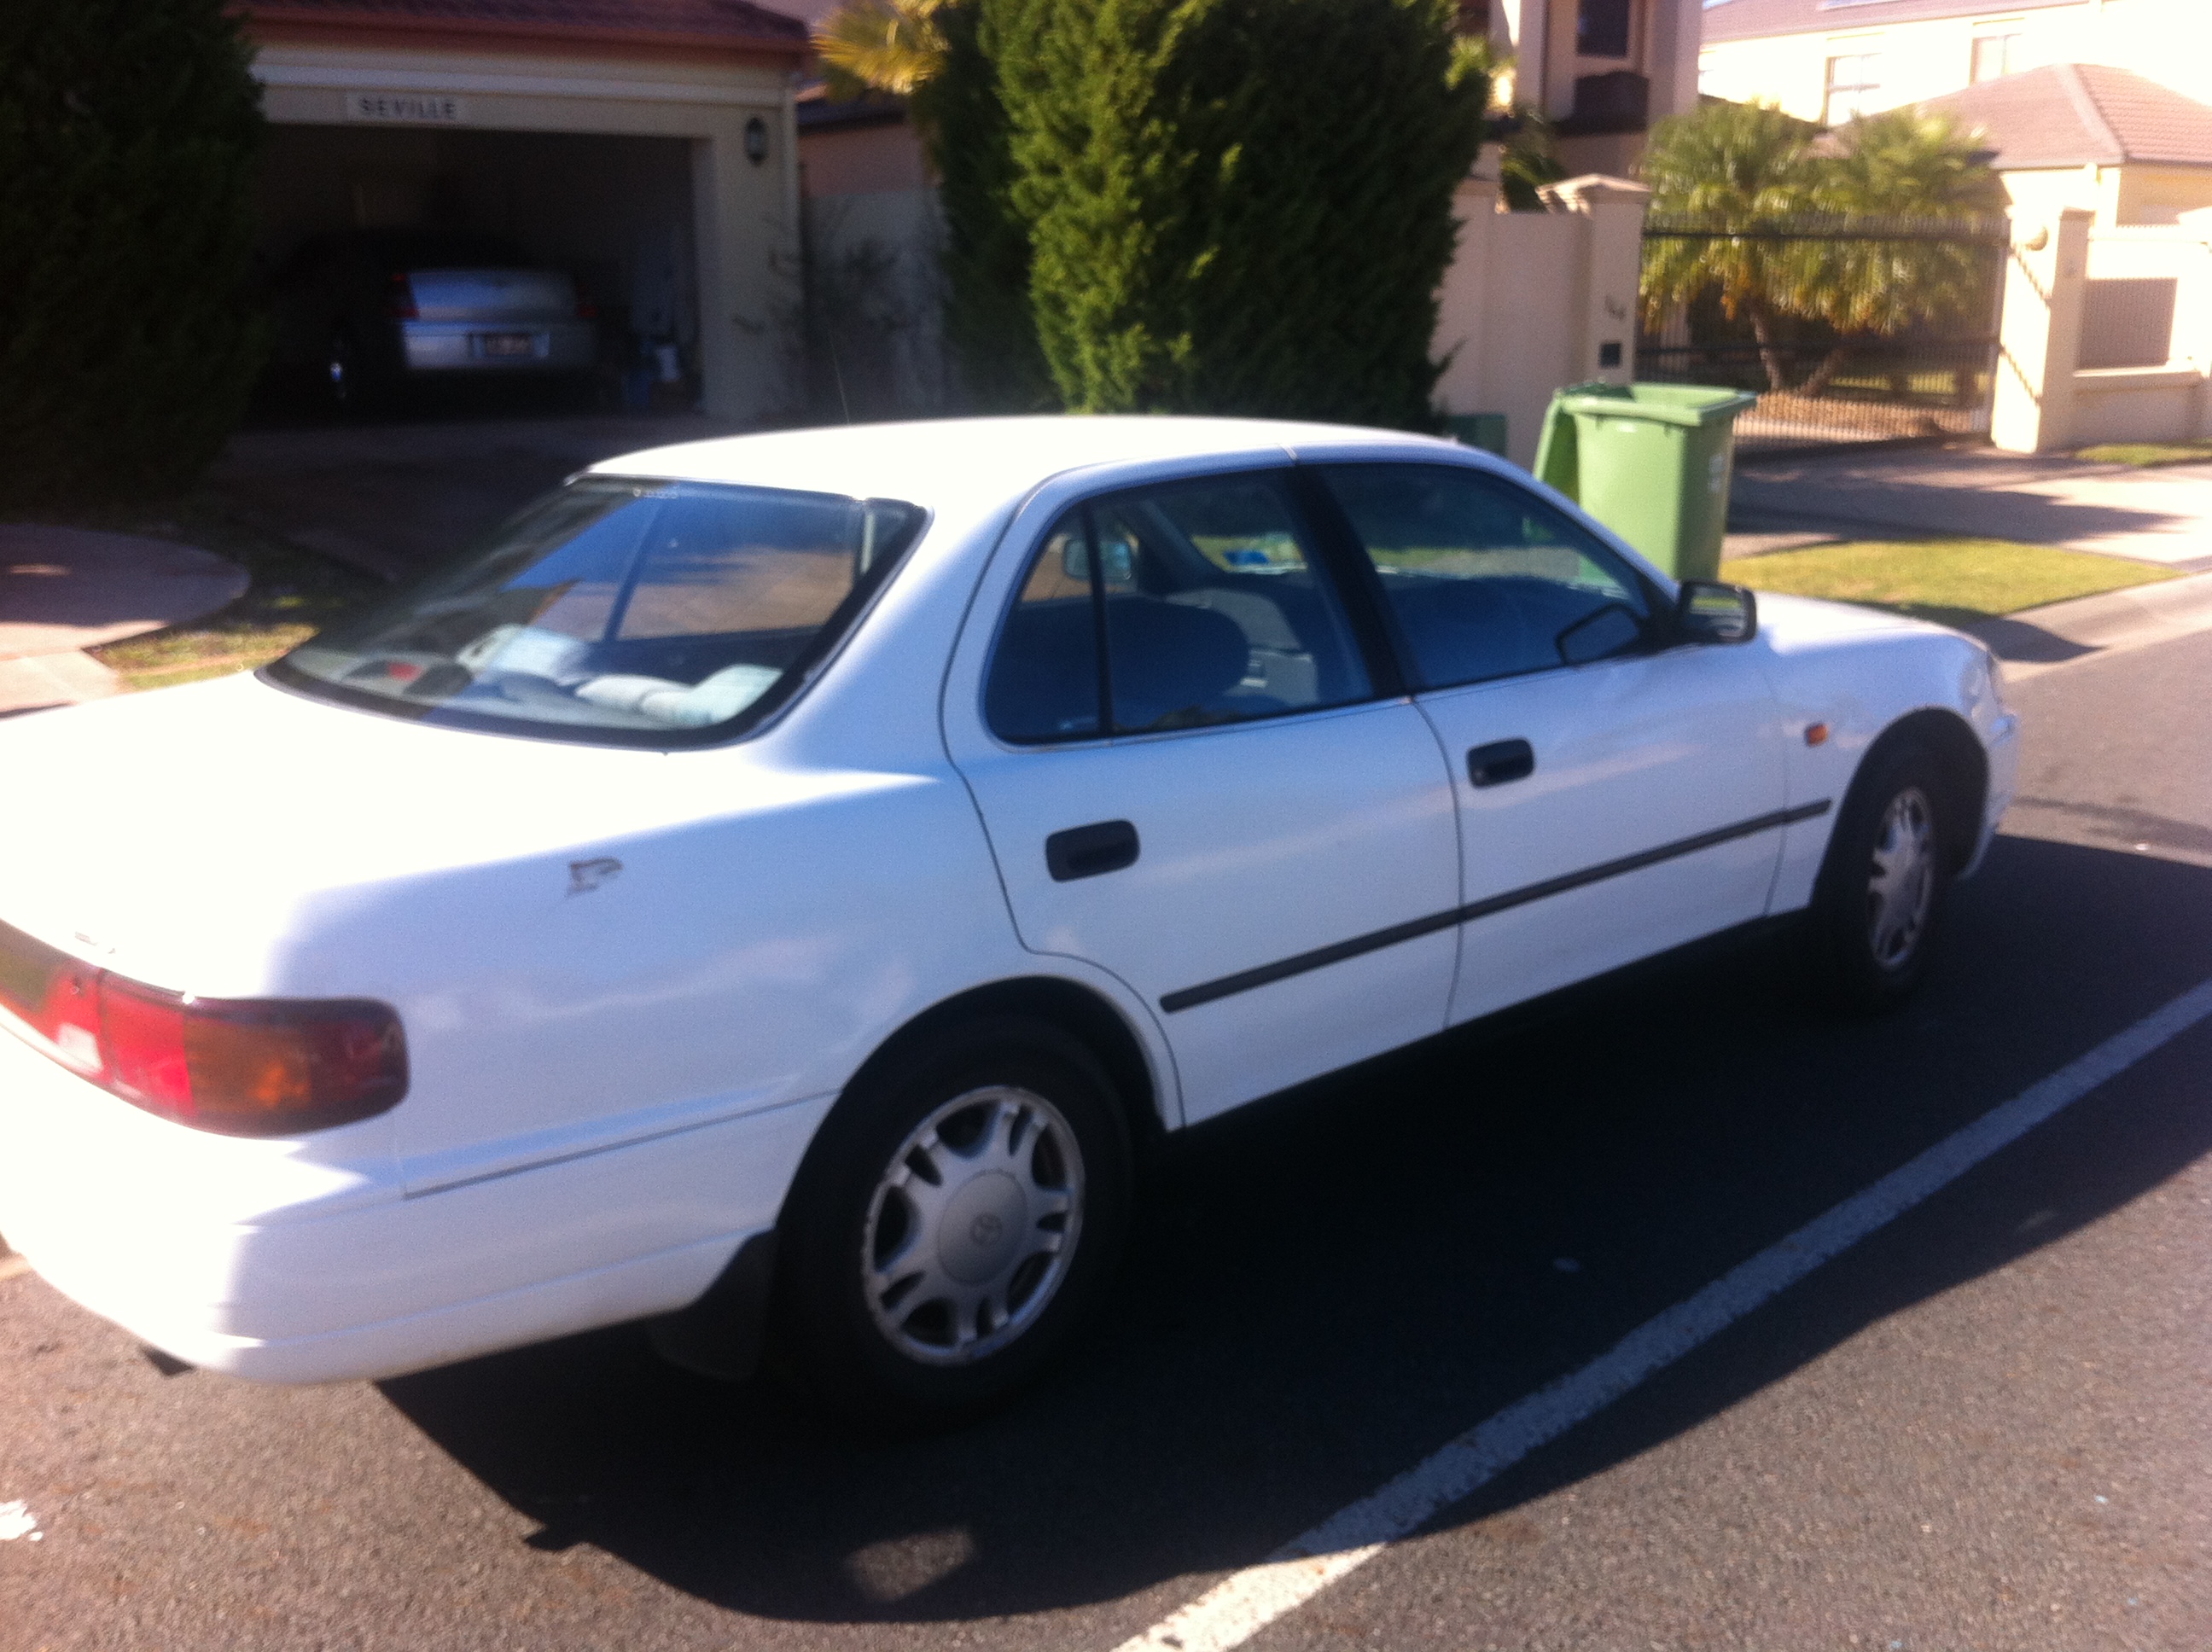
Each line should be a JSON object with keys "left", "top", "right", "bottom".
{"left": 0, "top": 649, "right": 122, "bottom": 716}
{"left": 1968, "top": 569, "right": 2212, "bottom": 683}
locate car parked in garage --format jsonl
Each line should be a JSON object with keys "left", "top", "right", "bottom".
{"left": 0, "top": 417, "right": 2017, "bottom": 1424}
{"left": 266, "top": 229, "right": 599, "bottom": 411}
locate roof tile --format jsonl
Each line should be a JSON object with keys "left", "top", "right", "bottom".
{"left": 1922, "top": 63, "right": 2212, "bottom": 170}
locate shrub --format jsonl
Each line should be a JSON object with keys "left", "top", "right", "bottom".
{"left": 1004, "top": 0, "right": 1487, "bottom": 426}
{"left": 0, "top": 0, "right": 266, "bottom": 508}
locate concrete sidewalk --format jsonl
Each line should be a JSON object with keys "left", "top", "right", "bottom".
{"left": 1727, "top": 444, "right": 2212, "bottom": 570}
{"left": 0, "top": 526, "right": 247, "bottom": 716}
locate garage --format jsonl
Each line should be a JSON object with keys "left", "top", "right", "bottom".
{"left": 238, "top": 0, "right": 810, "bottom": 421}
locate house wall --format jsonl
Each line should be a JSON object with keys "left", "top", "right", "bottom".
{"left": 1489, "top": 0, "right": 1700, "bottom": 174}
{"left": 800, "top": 119, "right": 929, "bottom": 197}
{"left": 800, "top": 187, "right": 952, "bottom": 418}
{"left": 1699, "top": 0, "right": 2212, "bottom": 126}
{"left": 1991, "top": 205, "right": 2212, "bottom": 449}
{"left": 1433, "top": 172, "right": 1649, "bottom": 468}
{"left": 252, "top": 40, "right": 800, "bottom": 422}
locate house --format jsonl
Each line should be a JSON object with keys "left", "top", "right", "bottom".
{"left": 787, "top": 0, "right": 1710, "bottom": 199}
{"left": 1920, "top": 62, "right": 2212, "bottom": 230}
{"left": 232, "top": 0, "right": 814, "bottom": 421}
{"left": 1697, "top": 0, "right": 2212, "bottom": 129}
{"left": 1478, "top": 0, "right": 1705, "bottom": 178}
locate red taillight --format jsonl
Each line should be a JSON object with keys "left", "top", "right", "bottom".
{"left": 1, "top": 920, "right": 406, "bottom": 1137}
{"left": 387, "top": 271, "right": 418, "bottom": 319}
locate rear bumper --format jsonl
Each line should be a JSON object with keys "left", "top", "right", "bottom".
{"left": 399, "top": 319, "right": 597, "bottom": 375}
{"left": 0, "top": 1023, "right": 824, "bottom": 1383}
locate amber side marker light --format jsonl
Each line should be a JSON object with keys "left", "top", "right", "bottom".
{"left": 0, "top": 920, "right": 405, "bottom": 1137}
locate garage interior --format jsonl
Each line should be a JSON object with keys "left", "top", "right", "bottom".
{"left": 253, "top": 123, "right": 705, "bottom": 410}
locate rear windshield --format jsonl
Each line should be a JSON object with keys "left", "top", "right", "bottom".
{"left": 268, "top": 478, "right": 927, "bottom": 747}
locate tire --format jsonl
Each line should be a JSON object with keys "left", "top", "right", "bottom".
{"left": 1806, "top": 741, "right": 1952, "bottom": 1012}
{"left": 774, "top": 1016, "right": 1132, "bottom": 1428}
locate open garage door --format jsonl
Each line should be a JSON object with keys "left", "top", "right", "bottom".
{"left": 255, "top": 125, "right": 704, "bottom": 414}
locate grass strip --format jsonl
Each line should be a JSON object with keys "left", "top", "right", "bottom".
{"left": 2075, "top": 439, "right": 2212, "bottom": 468}
{"left": 44, "top": 494, "right": 385, "bottom": 693}
{"left": 1723, "top": 535, "right": 2176, "bottom": 628}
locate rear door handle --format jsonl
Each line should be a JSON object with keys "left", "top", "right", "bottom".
{"left": 1467, "top": 738, "right": 1535, "bottom": 788}
{"left": 1045, "top": 819, "right": 1140, "bottom": 881}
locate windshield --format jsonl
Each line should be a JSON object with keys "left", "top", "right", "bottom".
{"left": 269, "top": 478, "right": 927, "bottom": 746}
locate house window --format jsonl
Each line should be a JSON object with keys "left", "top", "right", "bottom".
{"left": 1823, "top": 53, "right": 1883, "bottom": 124}
{"left": 1578, "top": 0, "right": 1633, "bottom": 60}
{"left": 1970, "top": 31, "right": 2023, "bottom": 84}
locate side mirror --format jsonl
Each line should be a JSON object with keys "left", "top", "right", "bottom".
{"left": 1675, "top": 579, "right": 1757, "bottom": 645}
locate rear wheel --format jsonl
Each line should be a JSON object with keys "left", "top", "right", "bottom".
{"left": 1807, "top": 742, "right": 1951, "bottom": 1011}
{"left": 775, "top": 1017, "right": 1132, "bottom": 1428}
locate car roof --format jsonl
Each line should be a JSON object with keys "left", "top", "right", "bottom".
{"left": 585, "top": 415, "right": 1473, "bottom": 509}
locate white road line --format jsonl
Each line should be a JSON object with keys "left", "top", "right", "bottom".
{"left": 1116, "top": 975, "right": 2212, "bottom": 1652}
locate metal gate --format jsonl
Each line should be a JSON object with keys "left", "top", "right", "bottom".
{"left": 1638, "top": 214, "right": 2010, "bottom": 452}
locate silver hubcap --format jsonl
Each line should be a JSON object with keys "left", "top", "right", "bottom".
{"left": 862, "top": 1086, "right": 1083, "bottom": 1366}
{"left": 1866, "top": 785, "right": 1936, "bottom": 969}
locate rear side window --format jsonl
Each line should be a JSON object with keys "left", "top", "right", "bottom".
{"left": 1318, "top": 463, "right": 1653, "bottom": 689}
{"left": 985, "top": 472, "right": 1371, "bottom": 743}
{"left": 271, "top": 479, "right": 924, "bottom": 747}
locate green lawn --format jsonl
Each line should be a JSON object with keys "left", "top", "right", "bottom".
{"left": 1723, "top": 535, "right": 2176, "bottom": 628}
{"left": 2075, "top": 439, "right": 2212, "bottom": 468}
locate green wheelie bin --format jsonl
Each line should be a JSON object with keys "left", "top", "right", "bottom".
{"left": 1530, "top": 381, "right": 1759, "bottom": 582}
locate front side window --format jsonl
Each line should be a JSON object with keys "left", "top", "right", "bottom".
{"left": 984, "top": 473, "right": 1371, "bottom": 743}
{"left": 1318, "top": 463, "right": 1653, "bottom": 691}
{"left": 271, "top": 479, "right": 925, "bottom": 746}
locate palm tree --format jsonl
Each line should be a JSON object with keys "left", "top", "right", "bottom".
{"left": 813, "top": 0, "right": 950, "bottom": 101}
{"left": 1639, "top": 100, "right": 1823, "bottom": 391}
{"left": 1796, "top": 108, "right": 2005, "bottom": 397}
{"left": 1640, "top": 100, "right": 2002, "bottom": 398}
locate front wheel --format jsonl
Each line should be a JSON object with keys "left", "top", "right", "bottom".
{"left": 1806, "top": 742, "right": 1951, "bottom": 1011}
{"left": 774, "top": 1018, "right": 1132, "bottom": 1428}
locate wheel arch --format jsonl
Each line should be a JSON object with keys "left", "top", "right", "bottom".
{"left": 1842, "top": 707, "right": 1988, "bottom": 875}
{"left": 655, "top": 974, "right": 1166, "bottom": 1383}
{"left": 813, "top": 976, "right": 1170, "bottom": 1200}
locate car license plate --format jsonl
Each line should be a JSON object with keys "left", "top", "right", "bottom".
{"left": 479, "top": 333, "right": 535, "bottom": 358}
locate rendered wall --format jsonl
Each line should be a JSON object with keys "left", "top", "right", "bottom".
{"left": 800, "top": 189, "right": 952, "bottom": 419}
{"left": 1432, "top": 173, "right": 1649, "bottom": 470}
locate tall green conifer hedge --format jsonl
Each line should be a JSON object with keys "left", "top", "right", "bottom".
{"left": 0, "top": 0, "right": 267, "bottom": 508}
{"left": 925, "top": 0, "right": 1487, "bottom": 428}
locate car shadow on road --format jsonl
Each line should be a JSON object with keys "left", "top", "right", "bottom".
{"left": 378, "top": 833, "right": 2212, "bottom": 1628}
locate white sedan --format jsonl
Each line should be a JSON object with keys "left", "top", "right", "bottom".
{"left": 0, "top": 417, "right": 2017, "bottom": 1423}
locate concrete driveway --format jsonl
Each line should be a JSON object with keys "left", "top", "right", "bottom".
{"left": 1731, "top": 444, "right": 2212, "bottom": 572}
{"left": 205, "top": 411, "right": 745, "bottom": 582}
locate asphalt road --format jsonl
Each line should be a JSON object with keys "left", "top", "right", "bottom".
{"left": 3, "top": 631, "right": 2208, "bottom": 1651}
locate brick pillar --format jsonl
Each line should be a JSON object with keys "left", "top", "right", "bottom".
{"left": 1991, "top": 206, "right": 2092, "bottom": 454}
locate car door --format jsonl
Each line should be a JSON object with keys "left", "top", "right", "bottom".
{"left": 1311, "top": 461, "right": 1793, "bottom": 1026}
{"left": 944, "top": 468, "right": 1461, "bottom": 1125}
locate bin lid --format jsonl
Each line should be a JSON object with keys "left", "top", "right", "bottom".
{"left": 1551, "top": 381, "right": 1760, "bottom": 428}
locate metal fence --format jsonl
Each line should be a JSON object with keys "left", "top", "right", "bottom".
{"left": 1638, "top": 214, "right": 2011, "bottom": 451}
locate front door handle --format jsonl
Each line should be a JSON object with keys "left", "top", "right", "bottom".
{"left": 1046, "top": 819, "right": 1140, "bottom": 881}
{"left": 1467, "top": 738, "right": 1535, "bottom": 788}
